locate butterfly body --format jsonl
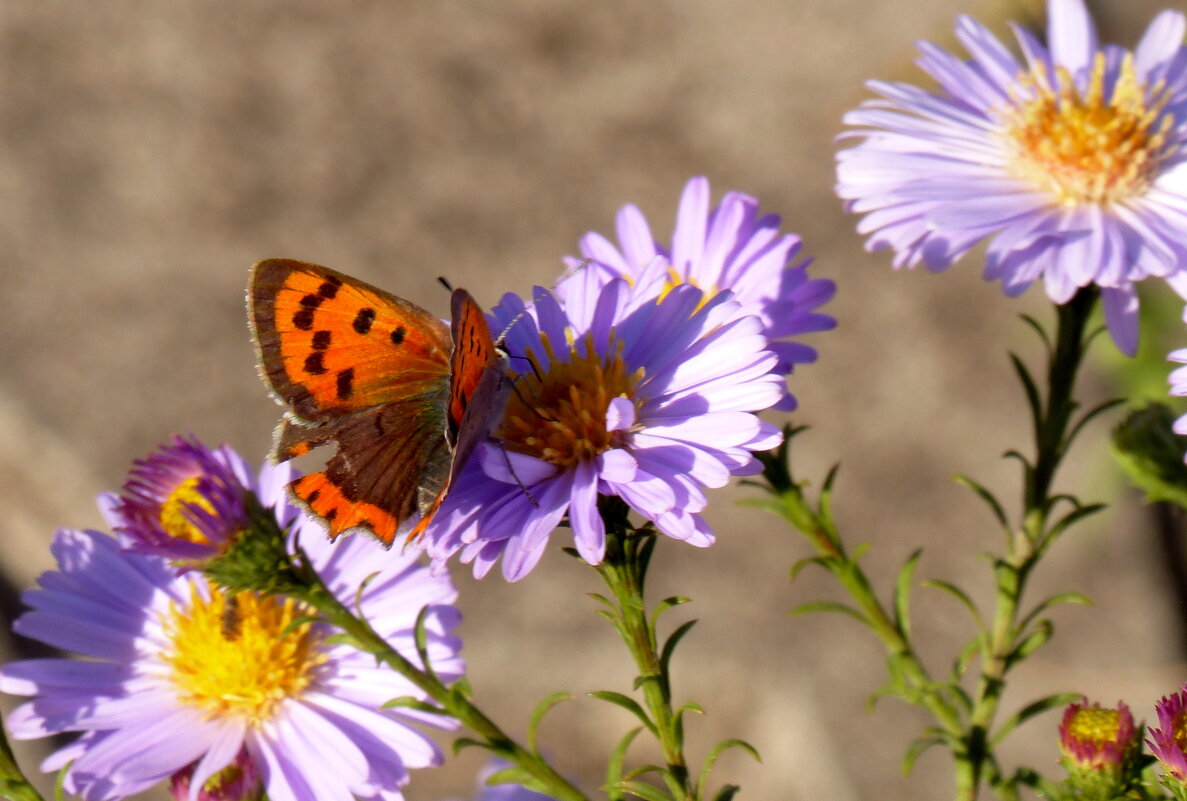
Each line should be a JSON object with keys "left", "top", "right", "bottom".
{"left": 248, "top": 258, "right": 507, "bottom": 545}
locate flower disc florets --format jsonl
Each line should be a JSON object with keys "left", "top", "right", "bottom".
{"left": 1059, "top": 699, "right": 1138, "bottom": 789}
{"left": 422, "top": 276, "right": 784, "bottom": 581}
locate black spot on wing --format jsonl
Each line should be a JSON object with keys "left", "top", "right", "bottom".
{"left": 312, "top": 330, "right": 332, "bottom": 350}
{"left": 391, "top": 326, "right": 406, "bottom": 345}
{"left": 353, "top": 308, "right": 376, "bottom": 335}
{"left": 336, "top": 367, "right": 355, "bottom": 400}
{"left": 304, "top": 352, "right": 328, "bottom": 375}
{"left": 317, "top": 277, "right": 342, "bottom": 299}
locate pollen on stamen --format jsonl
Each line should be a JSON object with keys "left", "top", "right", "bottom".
{"left": 498, "top": 331, "right": 644, "bottom": 467}
{"left": 1001, "top": 52, "right": 1174, "bottom": 206}
{"left": 160, "top": 588, "right": 326, "bottom": 726}
{"left": 159, "top": 477, "right": 217, "bottom": 546}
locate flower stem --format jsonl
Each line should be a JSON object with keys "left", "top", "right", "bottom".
{"left": 961, "top": 287, "right": 1099, "bottom": 801}
{"left": 295, "top": 564, "right": 588, "bottom": 801}
{"left": 0, "top": 722, "right": 44, "bottom": 801}
{"left": 594, "top": 510, "right": 696, "bottom": 801}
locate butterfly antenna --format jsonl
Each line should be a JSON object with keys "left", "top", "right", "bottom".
{"left": 498, "top": 443, "right": 539, "bottom": 508}
{"left": 437, "top": 276, "right": 454, "bottom": 292}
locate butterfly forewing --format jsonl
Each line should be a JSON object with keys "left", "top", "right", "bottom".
{"left": 250, "top": 258, "right": 453, "bottom": 422}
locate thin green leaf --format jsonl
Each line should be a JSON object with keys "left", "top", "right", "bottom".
{"left": 991, "top": 692, "right": 1083, "bottom": 747}
{"left": 528, "top": 691, "right": 574, "bottom": 755}
{"left": 487, "top": 768, "right": 549, "bottom": 793}
{"left": 903, "top": 733, "right": 946, "bottom": 776}
{"left": 920, "top": 580, "right": 987, "bottom": 639}
{"left": 651, "top": 596, "right": 691, "bottom": 630}
{"left": 1067, "top": 396, "right": 1126, "bottom": 444}
{"left": 1044, "top": 502, "right": 1106, "bottom": 543}
{"left": 893, "top": 549, "right": 923, "bottom": 639}
{"left": 413, "top": 605, "right": 438, "bottom": 683}
{"left": 952, "top": 637, "right": 982, "bottom": 685}
{"left": 605, "top": 727, "right": 644, "bottom": 801}
{"left": 1006, "top": 620, "right": 1053, "bottom": 668}
{"left": 451, "top": 737, "right": 493, "bottom": 755}
{"left": 613, "top": 779, "right": 670, "bottom": 801}
{"left": 381, "top": 696, "right": 441, "bottom": 713}
{"left": 697, "top": 739, "right": 762, "bottom": 799}
{"left": 712, "top": 786, "right": 742, "bottom": 801}
{"left": 660, "top": 620, "right": 698, "bottom": 677}
{"left": 952, "top": 475, "right": 1010, "bottom": 529}
{"left": 789, "top": 554, "right": 832, "bottom": 580}
{"left": 589, "top": 691, "right": 658, "bottom": 735}
{"left": 1009, "top": 352, "right": 1043, "bottom": 425}
{"left": 789, "top": 600, "right": 869, "bottom": 627}
{"left": 1016, "top": 592, "right": 1092, "bottom": 634}
{"left": 738, "top": 496, "right": 790, "bottom": 519}
{"left": 1018, "top": 314, "right": 1053, "bottom": 353}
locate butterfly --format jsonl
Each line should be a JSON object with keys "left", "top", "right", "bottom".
{"left": 248, "top": 258, "right": 509, "bottom": 546}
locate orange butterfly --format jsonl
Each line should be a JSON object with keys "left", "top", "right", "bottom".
{"left": 248, "top": 258, "right": 508, "bottom": 546}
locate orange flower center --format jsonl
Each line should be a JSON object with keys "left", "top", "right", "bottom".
{"left": 159, "top": 477, "right": 216, "bottom": 545}
{"left": 1068, "top": 707, "right": 1121, "bottom": 748}
{"left": 1001, "top": 52, "right": 1173, "bottom": 205}
{"left": 498, "top": 331, "right": 643, "bottom": 467}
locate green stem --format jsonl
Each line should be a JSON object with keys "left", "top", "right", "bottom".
{"left": 596, "top": 519, "right": 695, "bottom": 801}
{"left": 962, "top": 287, "right": 1098, "bottom": 801}
{"left": 298, "top": 577, "right": 588, "bottom": 801}
{"left": 0, "top": 722, "right": 44, "bottom": 801}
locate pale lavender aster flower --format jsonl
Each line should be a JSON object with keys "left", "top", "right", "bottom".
{"left": 1149, "top": 686, "right": 1187, "bottom": 781}
{"left": 568, "top": 176, "right": 836, "bottom": 410}
{"left": 423, "top": 275, "right": 784, "bottom": 581}
{"left": 0, "top": 516, "right": 463, "bottom": 800}
{"left": 836, "top": 0, "right": 1187, "bottom": 354}
{"left": 101, "top": 435, "right": 293, "bottom": 565}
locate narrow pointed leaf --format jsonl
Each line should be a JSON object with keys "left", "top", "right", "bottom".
{"left": 660, "top": 620, "right": 698, "bottom": 676}
{"left": 789, "top": 600, "right": 868, "bottom": 626}
{"left": 991, "top": 692, "right": 1083, "bottom": 747}
{"left": 893, "top": 549, "right": 922, "bottom": 638}
{"left": 528, "top": 691, "right": 574, "bottom": 755}
{"left": 697, "top": 739, "right": 762, "bottom": 799}
{"left": 952, "top": 475, "right": 1010, "bottom": 529}
{"left": 605, "top": 727, "right": 644, "bottom": 801}
{"left": 589, "top": 691, "right": 658, "bottom": 735}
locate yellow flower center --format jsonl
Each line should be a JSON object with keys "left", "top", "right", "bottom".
{"left": 1068, "top": 707, "right": 1121, "bottom": 747}
{"left": 159, "top": 477, "right": 216, "bottom": 545}
{"left": 1002, "top": 52, "right": 1173, "bottom": 205}
{"left": 161, "top": 587, "right": 326, "bottom": 725}
{"left": 658, "top": 268, "right": 718, "bottom": 309}
{"left": 498, "top": 331, "right": 644, "bottom": 467}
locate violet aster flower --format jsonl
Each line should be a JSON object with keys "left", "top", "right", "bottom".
{"left": 568, "top": 176, "right": 835, "bottom": 410}
{"left": 0, "top": 521, "right": 463, "bottom": 800}
{"left": 101, "top": 435, "right": 292, "bottom": 565}
{"left": 423, "top": 276, "right": 784, "bottom": 581}
{"left": 836, "top": 0, "right": 1187, "bottom": 355}
{"left": 1149, "top": 686, "right": 1187, "bottom": 782}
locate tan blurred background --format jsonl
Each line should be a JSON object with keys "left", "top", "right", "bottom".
{"left": 3, "top": 0, "right": 1186, "bottom": 799}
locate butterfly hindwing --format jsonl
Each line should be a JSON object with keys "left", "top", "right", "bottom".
{"left": 249, "top": 258, "right": 453, "bottom": 422}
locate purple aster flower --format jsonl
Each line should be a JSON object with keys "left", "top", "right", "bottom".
{"left": 567, "top": 176, "right": 836, "bottom": 410}
{"left": 0, "top": 519, "right": 463, "bottom": 800}
{"left": 101, "top": 435, "right": 291, "bottom": 565}
{"left": 1149, "top": 686, "right": 1187, "bottom": 782}
{"left": 423, "top": 275, "right": 784, "bottom": 581}
{"left": 836, "top": 0, "right": 1187, "bottom": 354}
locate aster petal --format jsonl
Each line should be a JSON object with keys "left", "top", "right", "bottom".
{"left": 599, "top": 448, "right": 638, "bottom": 483}
{"left": 606, "top": 397, "right": 636, "bottom": 433}
{"left": 955, "top": 15, "right": 1024, "bottom": 94}
{"left": 569, "top": 460, "right": 606, "bottom": 564}
{"left": 670, "top": 177, "right": 711, "bottom": 278}
{"left": 1049, "top": 0, "right": 1098, "bottom": 76}
{"left": 185, "top": 720, "right": 247, "bottom": 801}
{"left": 615, "top": 203, "right": 660, "bottom": 268}
{"left": 1102, "top": 284, "right": 1141, "bottom": 355}
{"left": 1135, "top": 10, "right": 1186, "bottom": 75}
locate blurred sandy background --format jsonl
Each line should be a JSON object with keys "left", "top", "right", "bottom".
{"left": 3, "top": 0, "right": 1186, "bottom": 799}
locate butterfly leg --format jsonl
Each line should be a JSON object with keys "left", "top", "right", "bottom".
{"left": 498, "top": 441, "right": 539, "bottom": 508}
